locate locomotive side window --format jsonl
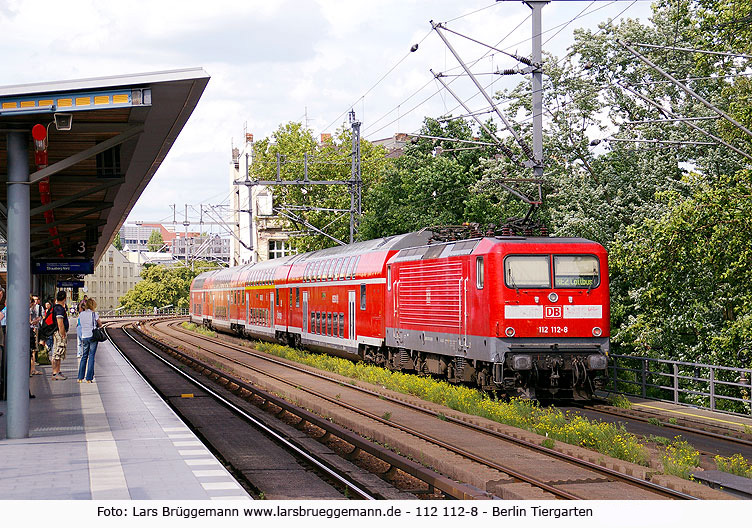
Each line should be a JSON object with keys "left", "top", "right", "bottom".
{"left": 360, "top": 284, "right": 366, "bottom": 310}
{"left": 295, "top": 288, "right": 300, "bottom": 307}
{"left": 553, "top": 255, "right": 600, "bottom": 289}
{"left": 387, "top": 265, "right": 391, "bottom": 290}
{"left": 476, "top": 257, "right": 484, "bottom": 289}
{"left": 504, "top": 255, "right": 551, "bottom": 289}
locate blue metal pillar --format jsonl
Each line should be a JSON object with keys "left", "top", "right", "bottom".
{"left": 6, "top": 131, "right": 31, "bottom": 439}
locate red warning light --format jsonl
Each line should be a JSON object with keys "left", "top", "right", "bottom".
{"left": 32, "top": 123, "right": 47, "bottom": 142}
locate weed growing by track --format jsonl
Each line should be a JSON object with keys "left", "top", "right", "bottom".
{"left": 249, "top": 341, "right": 650, "bottom": 466}
{"left": 659, "top": 438, "right": 700, "bottom": 479}
{"left": 714, "top": 453, "right": 752, "bottom": 478}
{"left": 181, "top": 322, "right": 217, "bottom": 338}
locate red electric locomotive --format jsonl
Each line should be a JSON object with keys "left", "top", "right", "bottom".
{"left": 190, "top": 230, "right": 610, "bottom": 399}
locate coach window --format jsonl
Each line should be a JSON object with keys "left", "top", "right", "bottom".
{"left": 387, "top": 265, "right": 392, "bottom": 290}
{"left": 295, "top": 288, "right": 300, "bottom": 307}
{"left": 476, "top": 257, "right": 484, "bottom": 289}
{"left": 334, "top": 258, "right": 344, "bottom": 279}
{"left": 289, "top": 288, "right": 293, "bottom": 306}
{"left": 339, "top": 313, "right": 345, "bottom": 337}
{"left": 325, "top": 259, "right": 332, "bottom": 280}
{"left": 276, "top": 290, "right": 280, "bottom": 307}
{"left": 340, "top": 257, "right": 350, "bottom": 279}
{"left": 310, "top": 312, "right": 315, "bottom": 333}
{"left": 360, "top": 284, "right": 366, "bottom": 310}
{"left": 504, "top": 255, "right": 551, "bottom": 289}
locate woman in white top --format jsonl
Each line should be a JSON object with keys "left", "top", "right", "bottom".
{"left": 77, "top": 298, "right": 102, "bottom": 383}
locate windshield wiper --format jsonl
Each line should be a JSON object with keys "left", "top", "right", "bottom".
{"left": 508, "top": 271, "right": 520, "bottom": 294}
{"left": 586, "top": 270, "right": 598, "bottom": 294}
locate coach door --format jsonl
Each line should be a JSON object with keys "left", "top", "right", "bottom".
{"left": 302, "top": 291, "right": 309, "bottom": 334}
{"left": 246, "top": 291, "right": 250, "bottom": 326}
{"left": 348, "top": 290, "right": 356, "bottom": 340}
{"left": 270, "top": 291, "right": 275, "bottom": 329}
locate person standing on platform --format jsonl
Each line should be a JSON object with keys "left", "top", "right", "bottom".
{"left": 76, "top": 300, "right": 86, "bottom": 359}
{"left": 42, "top": 299, "right": 54, "bottom": 353}
{"left": 29, "top": 295, "right": 42, "bottom": 376}
{"left": 77, "top": 298, "right": 101, "bottom": 383}
{"left": 51, "top": 291, "right": 69, "bottom": 381}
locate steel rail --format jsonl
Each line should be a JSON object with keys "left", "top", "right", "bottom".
{"left": 108, "top": 324, "right": 376, "bottom": 500}
{"left": 127, "top": 323, "right": 491, "bottom": 500}
{"left": 156, "top": 320, "right": 696, "bottom": 499}
{"left": 579, "top": 404, "right": 752, "bottom": 448}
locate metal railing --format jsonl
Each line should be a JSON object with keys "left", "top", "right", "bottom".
{"left": 100, "top": 308, "right": 189, "bottom": 319}
{"left": 609, "top": 354, "right": 752, "bottom": 416}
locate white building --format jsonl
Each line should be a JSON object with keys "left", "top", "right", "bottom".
{"left": 230, "top": 133, "right": 294, "bottom": 265}
{"left": 84, "top": 246, "right": 142, "bottom": 312}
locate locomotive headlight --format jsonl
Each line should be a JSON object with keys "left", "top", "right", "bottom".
{"left": 592, "top": 326, "right": 602, "bottom": 337}
{"left": 511, "top": 355, "right": 532, "bottom": 371}
{"left": 548, "top": 292, "right": 558, "bottom": 303}
{"left": 505, "top": 326, "right": 515, "bottom": 337}
{"left": 588, "top": 354, "right": 608, "bottom": 370}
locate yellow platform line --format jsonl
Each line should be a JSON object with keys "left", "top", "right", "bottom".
{"left": 633, "top": 402, "right": 750, "bottom": 427}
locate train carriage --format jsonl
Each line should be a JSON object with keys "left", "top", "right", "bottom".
{"left": 190, "top": 229, "right": 610, "bottom": 400}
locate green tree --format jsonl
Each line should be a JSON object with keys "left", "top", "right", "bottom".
{"left": 113, "top": 232, "right": 122, "bottom": 250}
{"left": 250, "top": 122, "right": 389, "bottom": 252}
{"left": 147, "top": 230, "right": 164, "bottom": 252}
{"left": 360, "top": 117, "right": 498, "bottom": 239}
{"left": 610, "top": 169, "right": 752, "bottom": 367}
{"left": 119, "top": 261, "right": 222, "bottom": 311}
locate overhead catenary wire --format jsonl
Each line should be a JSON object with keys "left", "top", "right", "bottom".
{"left": 365, "top": 1, "right": 637, "bottom": 142}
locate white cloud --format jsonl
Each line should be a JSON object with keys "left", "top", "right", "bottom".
{"left": 1, "top": 0, "right": 653, "bottom": 224}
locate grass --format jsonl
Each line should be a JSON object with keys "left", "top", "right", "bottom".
{"left": 714, "top": 454, "right": 752, "bottom": 478}
{"left": 609, "top": 394, "right": 632, "bottom": 409}
{"left": 181, "top": 322, "right": 217, "bottom": 338}
{"left": 250, "top": 340, "right": 650, "bottom": 466}
{"left": 660, "top": 438, "right": 700, "bottom": 479}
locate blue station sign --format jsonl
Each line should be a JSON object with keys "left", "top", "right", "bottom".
{"left": 33, "top": 259, "right": 94, "bottom": 275}
{"left": 57, "top": 280, "right": 85, "bottom": 289}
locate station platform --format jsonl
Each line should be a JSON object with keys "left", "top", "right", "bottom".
{"left": 0, "top": 334, "right": 252, "bottom": 500}
{"left": 626, "top": 397, "right": 752, "bottom": 432}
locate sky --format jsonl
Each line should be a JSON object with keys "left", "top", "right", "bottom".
{"left": 0, "top": 0, "right": 655, "bottom": 231}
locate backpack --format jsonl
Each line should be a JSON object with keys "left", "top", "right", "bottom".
{"left": 38, "top": 308, "right": 58, "bottom": 339}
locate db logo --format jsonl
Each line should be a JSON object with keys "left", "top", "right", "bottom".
{"left": 544, "top": 306, "right": 562, "bottom": 318}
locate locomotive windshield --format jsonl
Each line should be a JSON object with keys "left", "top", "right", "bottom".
{"left": 553, "top": 255, "right": 600, "bottom": 289}
{"left": 504, "top": 255, "right": 551, "bottom": 288}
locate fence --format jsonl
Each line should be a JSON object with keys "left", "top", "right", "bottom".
{"left": 101, "top": 308, "right": 189, "bottom": 319}
{"left": 609, "top": 354, "right": 752, "bottom": 416}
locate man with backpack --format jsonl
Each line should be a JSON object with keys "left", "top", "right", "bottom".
{"left": 50, "top": 291, "right": 69, "bottom": 380}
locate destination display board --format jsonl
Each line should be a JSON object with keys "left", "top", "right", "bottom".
{"left": 33, "top": 259, "right": 94, "bottom": 275}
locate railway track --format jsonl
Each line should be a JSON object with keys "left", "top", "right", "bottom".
{"left": 104, "top": 321, "right": 414, "bottom": 500}
{"left": 141, "top": 318, "right": 713, "bottom": 500}
{"left": 578, "top": 402, "right": 752, "bottom": 452}
{"left": 110, "top": 320, "right": 490, "bottom": 500}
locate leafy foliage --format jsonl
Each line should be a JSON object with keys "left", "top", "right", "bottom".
{"left": 118, "top": 261, "right": 222, "bottom": 311}
{"left": 113, "top": 232, "right": 123, "bottom": 250}
{"left": 147, "top": 230, "right": 164, "bottom": 252}
{"left": 249, "top": 122, "right": 389, "bottom": 252}
{"left": 610, "top": 170, "right": 752, "bottom": 364}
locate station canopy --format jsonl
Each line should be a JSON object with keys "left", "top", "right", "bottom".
{"left": 0, "top": 68, "right": 209, "bottom": 267}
